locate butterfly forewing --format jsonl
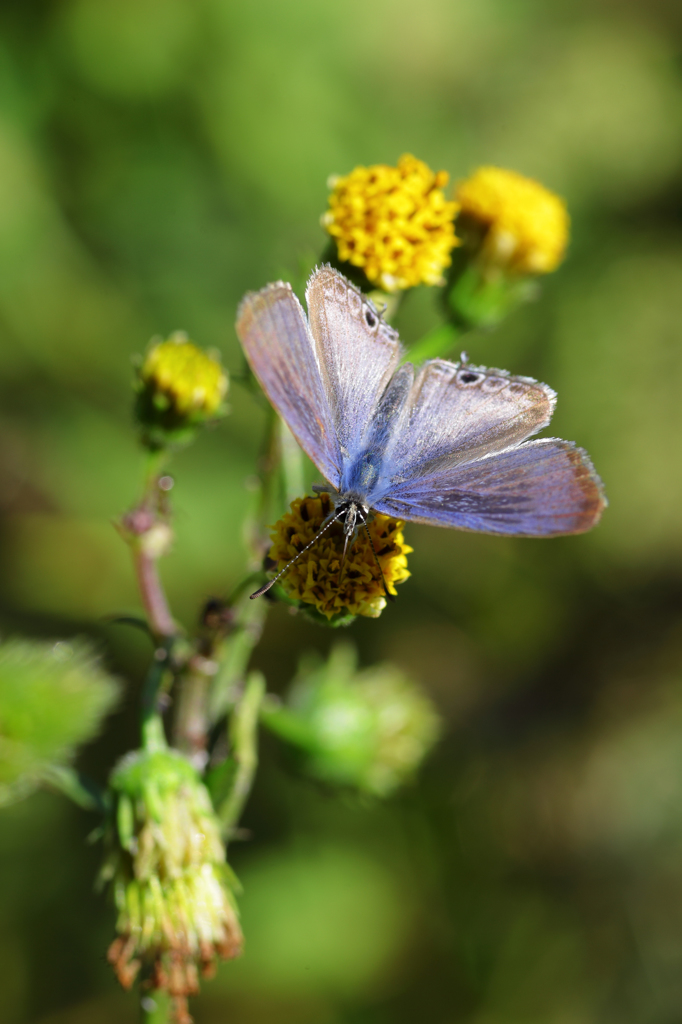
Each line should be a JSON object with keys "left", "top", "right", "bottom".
{"left": 375, "top": 438, "right": 606, "bottom": 536}
{"left": 236, "top": 282, "right": 342, "bottom": 488}
{"left": 306, "top": 266, "right": 404, "bottom": 461}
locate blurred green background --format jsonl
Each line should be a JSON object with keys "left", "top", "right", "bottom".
{"left": 2, "top": 0, "right": 682, "bottom": 1021}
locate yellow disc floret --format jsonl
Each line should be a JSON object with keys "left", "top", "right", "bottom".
{"left": 141, "top": 333, "right": 228, "bottom": 419}
{"left": 456, "top": 166, "right": 569, "bottom": 274}
{"left": 268, "top": 493, "right": 412, "bottom": 621}
{"left": 323, "top": 154, "right": 460, "bottom": 292}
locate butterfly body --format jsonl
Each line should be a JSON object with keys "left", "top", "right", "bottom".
{"left": 236, "top": 265, "right": 606, "bottom": 597}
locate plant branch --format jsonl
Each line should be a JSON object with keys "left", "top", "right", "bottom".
{"left": 173, "top": 652, "right": 220, "bottom": 765}
{"left": 279, "top": 418, "right": 304, "bottom": 505}
{"left": 132, "top": 541, "right": 176, "bottom": 640}
{"left": 208, "top": 594, "right": 267, "bottom": 725}
{"left": 140, "top": 991, "right": 171, "bottom": 1024}
{"left": 140, "top": 638, "right": 173, "bottom": 752}
{"left": 218, "top": 671, "right": 265, "bottom": 838}
{"left": 406, "top": 323, "right": 461, "bottom": 365}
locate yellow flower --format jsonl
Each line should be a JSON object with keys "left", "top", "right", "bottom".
{"left": 140, "top": 333, "right": 228, "bottom": 419}
{"left": 456, "top": 166, "right": 569, "bottom": 274}
{"left": 268, "top": 493, "right": 412, "bottom": 621}
{"left": 322, "top": 154, "right": 460, "bottom": 292}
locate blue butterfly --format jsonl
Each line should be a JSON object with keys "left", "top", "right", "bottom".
{"left": 236, "top": 265, "right": 606, "bottom": 599}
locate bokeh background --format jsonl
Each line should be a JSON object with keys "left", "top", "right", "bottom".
{"left": 2, "top": 0, "right": 682, "bottom": 1021}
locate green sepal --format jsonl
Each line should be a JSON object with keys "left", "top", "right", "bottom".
{"left": 268, "top": 584, "right": 357, "bottom": 628}
{"left": 116, "top": 793, "right": 135, "bottom": 851}
{"left": 300, "top": 605, "right": 358, "bottom": 629}
{"left": 444, "top": 259, "right": 539, "bottom": 331}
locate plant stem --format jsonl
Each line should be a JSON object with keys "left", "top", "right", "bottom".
{"left": 406, "top": 323, "right": 461, "bottom": 365}
{"left": 206, "top": 399, "right": 281, "bottom": 724}
{"left": 173, "top": 652, "right": 218, "bottom": 765}
{"left": 140, "top": 990, "right": 171, "bottom": 1024}
{"left": 120, "top": 447, "right": 178, "bottom": 751}
{"left": 132, "top": 543, "right": 176, "bottom": 640}
{"left": 279, "top": 418, "right": 304, "bottom": 505}
{"left": 143, "top": 448, "right": 168, "bottom": 502}
{"left": 259, "top": 698, "right": 315, "bottom": 748}
{"left": 251, "top": 403, "right": 281, "bottom": 559}
{"left": 218, "top": 671, "right": 265, "bottom": 838}
{"left": 208, "top": 594, "right": 267, "bottom": 725}
{"left": 141, "top": 639, "right": 173, "bottom": 751}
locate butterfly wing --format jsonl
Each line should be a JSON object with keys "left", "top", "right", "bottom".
{"left": 306, "top": 266, "right": 404, "bottom": 460}
{"left": 379, "top": 359, "right": 557, "bottom": 487}
{"left": 374, "top": 438, "right": 606, "bottom": 536}
{"left": 236, "top": 281, "right": 342, "bottom": 487}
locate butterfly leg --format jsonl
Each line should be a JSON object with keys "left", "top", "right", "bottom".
{"left": 337, "top": 529, "right": 353, "bottom": 589}
{"left": 361, "top": 520, "right": 395, "bottom": 603}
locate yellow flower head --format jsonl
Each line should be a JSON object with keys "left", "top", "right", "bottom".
{"left": 456, "top": 166, "right": 569, "bottom": 274}
{"left": 322, "top": 154, "right": 460, "bottom": 292}
{"left": 268, "top": 493, "right": 412, "bottom": 622}
{"left": 140, "top": 333, "right": 228, "bottom": 419}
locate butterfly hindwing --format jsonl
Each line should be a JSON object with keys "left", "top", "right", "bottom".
{"left": 375, "top": 438, "right": 606, "bottom": 536}
{"left": 379, "top": 359, "right": 557, "bottom": 487}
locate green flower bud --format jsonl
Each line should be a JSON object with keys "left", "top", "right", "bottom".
{"left": 100, "top": 748, "right": 242, "bottom": 1022}
{"left": 262, "top": 643, "right": 441, "bottom": 797}
{"left": 0, "top": 638, "right": 119, "bottom": 806}
{"left": 134, "top": 332, "right": 228, "bottom": 451}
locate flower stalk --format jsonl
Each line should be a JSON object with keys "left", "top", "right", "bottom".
{"left": 216, "top": 671, "right": 266, "bottom": 838}
{"left": 141, "top": 991, "right": 172, "bottom": 1024}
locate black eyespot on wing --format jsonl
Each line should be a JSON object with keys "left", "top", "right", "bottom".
{"left": 364, "top": 308, "right": 377, "bottom": 328}
{"left": 459, "top": 371, "right": 480, "bottom": 384}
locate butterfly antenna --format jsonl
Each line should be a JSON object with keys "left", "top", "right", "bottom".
{"left": 362, "top": 522, "right": 396, "bottom": 603}
{"left": 250, "top": 508, "right": 346, "bottom": 600}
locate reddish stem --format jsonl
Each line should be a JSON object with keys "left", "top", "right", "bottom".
{"left": 133, "top": 544, "right": 176, "bottom": 639}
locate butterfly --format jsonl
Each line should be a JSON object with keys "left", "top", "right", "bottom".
{"left": 236, "top": 265, "right": 606, "bottom": 600}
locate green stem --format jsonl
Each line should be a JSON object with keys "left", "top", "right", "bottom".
{"left": 208, "top": 399, "right": 280, "bottom": 724}
{"left": 208, "top": 594, "right": 267, "bottom": 725}
{"left": 143, "top": 448, "right": 168, "bottom": 503}
{"left": 218, "top": 671, "right": 265, "bottom": 837}
{"left": 279, "top": 418, "right": 305, "bottom": 504}
{"left": 255, "top": 403, "right": 281, "bottom": 555}
{"left": 259, "top": 698, "right": 315, "bottom": 748}
{"left": 173, "top": 653, "right": 217, "bottom": 762}
{"left": 141, "top": 639, "right": 173, "bottom": 751}
{"left": 406, "top": 323, "right": 462, "bottom": 365}
{"left": 140, "top": 990, "right": 171, "bottom": 1024}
